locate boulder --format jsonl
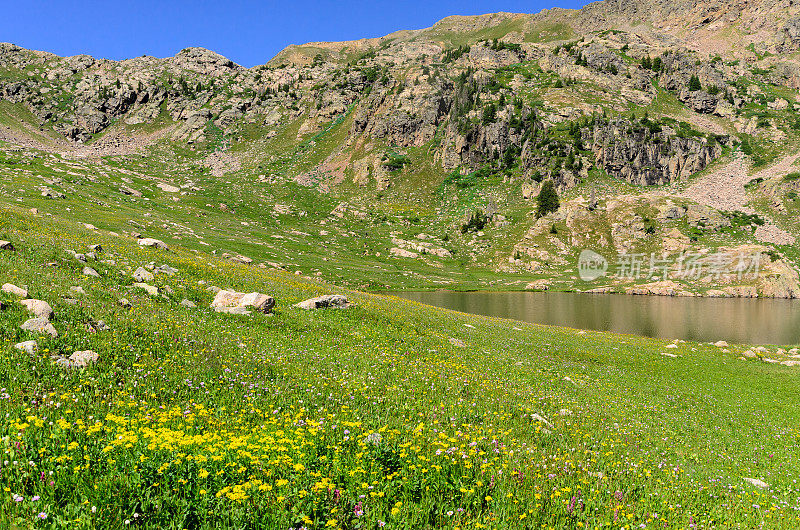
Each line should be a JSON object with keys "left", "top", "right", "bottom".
{"left": 156, "top": 182, "right": 180, "bottom": 193}
{"left": 211, "top": 290, "right": 275, "bottom": 314}
{"left": 14, "top": 340, "right": 38, "bottom": 355}
{"left": 20, "top": 317, "right": 57, "bottom": 337}
{"left": 69, "top": 350, "right": 98, "bottom": 368}
{"left": 2, "top": 283, "right": 28, "bottom": 297}
{"left": 390, "top": 247, "right": 419, "bottom": 258}
{"left": 0, "top": 240, "right": 15, "bottom": 251}
{"left": 133, "top": 267, "right": 155, "bottom": 282}
{"left": 137, "top": 238, "right": 169, "bottom": 250}
{"left": 19, "top": 299, "right": 53, "bottom": 320}
{"left": 743, "top": 478, "right": 769, "bottom": 489}
{"left": 294, "top": 294, "right": 350, "bottom": 310}
{"left": 133, "top": 283, "right": 159, "bottom": 296}
{"left": 53, "top": 350, "right": 98, "bottom": 369}
{"left": 154, "top": 264, "right": 178, "bottom": 275}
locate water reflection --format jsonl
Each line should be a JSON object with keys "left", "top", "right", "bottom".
{"left": 386, "top": 291, "right": 800, "bottom": 345}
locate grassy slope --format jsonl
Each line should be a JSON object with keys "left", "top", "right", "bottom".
{"left": 1, "top": 205, "right": 800, "bottom": 529}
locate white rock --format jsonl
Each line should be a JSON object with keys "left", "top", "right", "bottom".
{"left": 661, "top": 352, "right": 678, "bottom": 358}
{"left": 133, "top": 283, "right": 159, "bottom": 296}
{"left": 14, "top": 341, "right": 38, "bottom": 355}
{"left": 531, "top": 413, "right": 552, "bottom": 427}
{"left": 19, "top": 299, "right": 53, "bottom": 320}
{"left": 2, "top": 283, "right": 28, "bottom": 297}
{"left": 714, "top": 341, "right": 729, "bottom": 347}
{"left": 743, "top": 478, "right": 769, "bottom": 489}
{"left": 133, "top": 267, "right": 154, "bottom": 282}
{"left": 743, "top": 350, "right": 757, "bottom": 359}
{"left": 211, "top": 290, "right": 275, "bottom": 314}
{"left": 448, "top": 337, "right": 466, "bottom": 348}
{"left": 0, "top": 241, "right": 15, "bottom": 251}
{"left": 137, "top": 238, "right": 169, "bottom": 250}
{"left": 157, "top": 182, "right": 180, "bottom": 193}
{"left": 69, "top": 350, "right": 98, "bottom": 368}
{"left": 82, "top": 266, "right": 100, "bottom": 278}
{"left": 665, "top": 344, "right": 678, "bottom": 349}
{"left": 20, "top": 318, "right": 57, "bottom": 337}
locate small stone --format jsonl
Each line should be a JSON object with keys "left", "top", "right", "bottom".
{"left": 89, "top": 320, "right": 110, "bottom": 332}
{"left": 448, "top": 337, "right": 466, "bottom": 348}
{"left": 14, "top": 340, "right": 38, "bottom": 355}
{"left": 118, "top": 298, "right": 131, "bottom": 308}
{"left": 365, "top": 432, "right": 383, "bottom": 445}
{"left": 74, "top": 253, "right": 87, "bottom": 263}
{"left": 2, "top": 283, "right": 28, "bottom": 297}
{"left": 70, "top": 286, "right": 86, "bottom": 295}
{"left": 743, "top": 350, "right": 757, "bottom": 359}
{"left": 661, "top": 352, "right": 678, "bottom": 358}
{"left": 82, "top": 266, "right": 100, "bottom": 278}
{"left": 714, "top": 341, "right": 729, "bottom": 347}
{"left": 0, "top": 241, "right": 15, "bottom": 251}
{"left": 20, "top": 317, "right": 57, "bottom": 337}
{"left": 531, "top": 413, "right": 552, "bottom": 427}
{"left": 180, "top": 299, "right": 196, "bottom": 308}
{"left": 88, "top": 244, "right": 103, "bottom": 252}
{"left": 665, "top": 344, "right": 678, "bottom": 349}
{"left": 558, "top": 409, "right": 573, "bottom": 416}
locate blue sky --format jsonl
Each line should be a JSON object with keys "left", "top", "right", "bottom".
{"left": 1, "top": 0, "right": 588, "bottom": 67}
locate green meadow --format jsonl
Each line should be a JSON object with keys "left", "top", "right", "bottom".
{"left": 1, "top": 206, "right": 799, "bottom": 529}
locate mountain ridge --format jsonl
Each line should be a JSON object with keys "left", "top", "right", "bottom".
{"left": 1, "top": 0, "right": 800, "bottom": 299}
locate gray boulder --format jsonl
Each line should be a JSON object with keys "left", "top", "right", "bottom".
{"left": 20, "top": 318, "right": 57, "bottom": 337}
{"left": 133, "top": 267, "right": 155, "bottom": 282}
{"left": 294, "top": 294, "right": 350, "bottom": 310}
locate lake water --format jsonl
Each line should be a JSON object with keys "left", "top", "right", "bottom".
{"left": 386, "top": 291, "right": 800, "bottom": 345}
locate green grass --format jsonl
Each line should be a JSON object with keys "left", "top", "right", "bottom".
{"left": 1, "top": 206, "right": 800, "bottom": 529}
